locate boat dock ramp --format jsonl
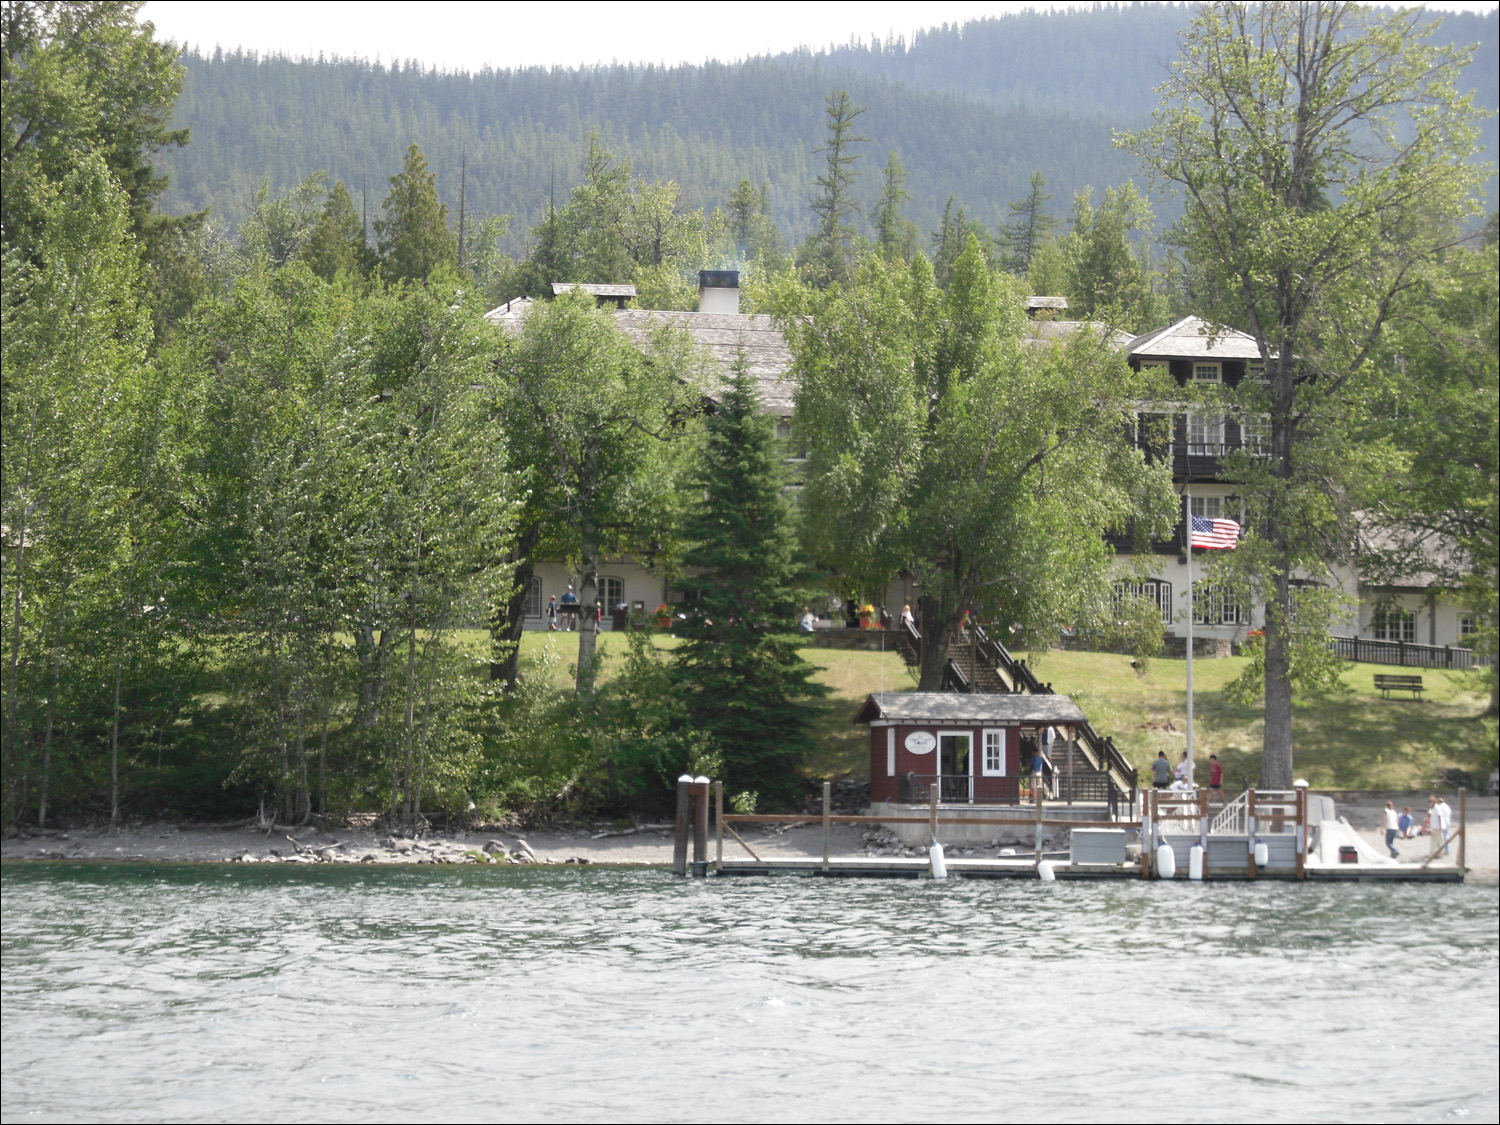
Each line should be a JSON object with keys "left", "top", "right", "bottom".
{"left": 671, "top": 779, "right": 1467, "bottom": 884}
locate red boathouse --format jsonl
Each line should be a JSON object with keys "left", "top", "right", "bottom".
{"left": 855, "top": 692, "right": 1090, "bottom": 805}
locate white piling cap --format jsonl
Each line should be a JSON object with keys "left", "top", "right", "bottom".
{"left": 1293, "top": 779, "right": 1310, "bottom": 789}
{"left": 678, "top": 774, "right": 693, "bottom": 784}
{"left": 694, "top": 775, "right": 710, "bottom": 785}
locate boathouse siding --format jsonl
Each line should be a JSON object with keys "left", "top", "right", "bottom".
{"left": 856, "top": 693, "right": 1089, "bottom": 805}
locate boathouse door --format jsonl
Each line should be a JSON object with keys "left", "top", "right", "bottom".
{"left": 938, "top": 733, "right": 972, "bottom": 803}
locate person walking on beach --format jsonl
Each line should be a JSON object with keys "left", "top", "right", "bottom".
{"left": 1429, "top": 794, "right": 1453, "bottom": 857}
{"left": 1383, "top": 801, "right": 1401, "bottom": 858}
{"left": 1152, "top": 751, "right": 1171, "bottom": 790}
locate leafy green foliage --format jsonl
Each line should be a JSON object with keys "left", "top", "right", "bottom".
{"left": 787, "top": 237, "right": 1178, "bottom": 690}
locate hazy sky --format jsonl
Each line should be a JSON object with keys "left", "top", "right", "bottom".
{"left": 140, "top": 1, "right": 1498, "bottom": 72}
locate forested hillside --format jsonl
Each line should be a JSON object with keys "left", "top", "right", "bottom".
{"left": 159, "top": 4, "right": 1498, "bottom": 253}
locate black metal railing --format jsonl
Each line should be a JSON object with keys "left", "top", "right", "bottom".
{"left": 1330, "top": 636, "right": 1473, "bottom": 670}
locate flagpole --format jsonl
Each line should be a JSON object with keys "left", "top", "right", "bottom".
{"left": 1185, "top": 483, "right": 1194, "bottom": 784}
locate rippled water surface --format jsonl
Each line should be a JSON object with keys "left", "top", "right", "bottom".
{"left": 2, "top": 864, "right": 1496, "bottom": 1123}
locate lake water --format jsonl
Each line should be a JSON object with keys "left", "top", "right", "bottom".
{"left": 2, "top": 864, "right": 1496, "bottom": 1123}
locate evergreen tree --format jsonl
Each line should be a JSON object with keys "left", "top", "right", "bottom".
{"left": 673, "top": 357, "right": 825, "bottom": 807}
{"left": 1000, "top": 171, "right": 1056, "bottom": 274}
{"left": 873, "top": 151, "right": 918, "bottom": 262}
{"left": 804, "top": 91, "right": 868, "bottom": 284}
{"left": 375, "top": 144, "right": 456, "bottom": 283}
{"left": 302, "top": 179, "right": 367, "bottom": 279}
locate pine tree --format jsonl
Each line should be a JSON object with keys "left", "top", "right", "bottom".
{"left": 374, "top": 144, "right": 456, "bottom": 283}
{"left": 302, "top": 179, "right": 367, "bottom": 279}
{"left": 1000, "top": 171, "right": 1056, "bottom": 274}
{"left": 672, "top": 357, "right": 825, "bottom": 808}
{"left": 804, "top": 91, "right": 868, "bottom": 285}
{"left": 872, "top": 151, "right": 918, "bottom": 262}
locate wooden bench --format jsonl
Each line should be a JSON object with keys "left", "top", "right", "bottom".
{"left": 1374, "top": 674, "right": 1424, "bottom": 699}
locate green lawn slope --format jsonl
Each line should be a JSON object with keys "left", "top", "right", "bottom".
{"left": 515, "top": 632, "right": 1495, "bottom": 791}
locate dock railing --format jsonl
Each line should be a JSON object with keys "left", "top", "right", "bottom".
{"left": 1143, "top": 787, "right": 1305, "bottom": 879}
{"left": 695, "top": 779, "right": 1144, "bottom": 876}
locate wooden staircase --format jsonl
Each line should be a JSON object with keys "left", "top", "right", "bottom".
{"left": 896, "top": 619, "right": 1138, "bottom": 812}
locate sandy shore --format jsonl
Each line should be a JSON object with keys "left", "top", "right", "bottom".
{"left": 5, "top": 794, "right": 1494, "bottom": 882}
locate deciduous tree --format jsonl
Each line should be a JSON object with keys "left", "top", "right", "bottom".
{"left": 1124, "top": 0, "right": 1485, "bottom": 786}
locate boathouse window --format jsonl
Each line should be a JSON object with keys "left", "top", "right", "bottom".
{"left": 886, "top": 728, "right": 895, "bottom": 777}
{"left": 981, "top": 729, "right": 1006, "bottom": 776}
{"left": 524, "top": 576, "right": 543, "bottom": 619}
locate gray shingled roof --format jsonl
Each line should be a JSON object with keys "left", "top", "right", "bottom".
{"left": 854, "top": 692, "right": 1088, "bottom": 725}
{"left": 552, "top": 283, "right": 638, "bottom": 298}
{"left": 1128, "top": 316, "right": 1265, "bottom": 361}
{"left": 612, "top": 310, "right": 795, "bottom": 415}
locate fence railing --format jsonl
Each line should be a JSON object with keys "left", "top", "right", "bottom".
{"left": 1330, "top": 636, "right": 1473, "bottom": 670}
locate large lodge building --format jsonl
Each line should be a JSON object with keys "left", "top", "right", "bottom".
{"left": 485, "top": 272, "right": 1479, "bottom": 659}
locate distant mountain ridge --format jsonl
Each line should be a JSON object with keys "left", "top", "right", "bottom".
{"left": 159, "top": 5, "right": 1497, "bottom": 250}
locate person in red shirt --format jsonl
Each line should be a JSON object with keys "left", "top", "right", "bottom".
{"left": 1208, "top": 754, "right": 1226, "bottom": 807}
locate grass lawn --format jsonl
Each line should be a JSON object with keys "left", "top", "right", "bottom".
{"left": 507, "top": 630, "right": 1495, "bottom": 791}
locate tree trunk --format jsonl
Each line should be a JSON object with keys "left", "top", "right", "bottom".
{"left": 108, "top": 599, "right": 128, "bottom": 829}
{"left": 916, "top": 592, "right": 962, "bottom": 692}
{"left": 490, "top": 524, "right": 541, "bottom": 687}
{"left": 575, "top": 521, "right": 600, "bottom": 697}
{"left": 1260, "top": 563, "right": 1294, "bottom": 789}
{"left": 5, "top": 434, "right": 33, "bottom": 823}
{"left": 38, "top": 584, "right": 68, "bottom": 829}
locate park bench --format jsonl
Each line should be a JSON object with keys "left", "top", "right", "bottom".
{"left": 1374, "top": 673, "right": 1424, "bottom": 700}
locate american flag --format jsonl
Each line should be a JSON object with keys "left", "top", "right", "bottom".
{"left": 1190, "top": 515, "right": 1241, "bottom": 549}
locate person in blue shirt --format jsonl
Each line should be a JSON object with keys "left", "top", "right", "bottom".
{"left": 559, "top": 584, "right": 579, "bottom": 631}
{"left": 1030, "top": 744, "right": 1046, "bottom": 801}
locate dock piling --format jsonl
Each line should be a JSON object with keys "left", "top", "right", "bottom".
{"left": 821, "top": 781, "right": 832, "bottom": 872}
{"left": 714, "top": 781, "right": 724, "bottom": 874}
{"left": 691, "top": 776, "right": 710, "bottom": 876}
{"left": 673, "top": 775, "right": 691, "bottom": 877}
{"left": 1459, "top": 788, "right": 1466, "bottom": 873}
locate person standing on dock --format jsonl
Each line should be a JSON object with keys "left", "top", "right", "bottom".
{"left": 1429, "top": 795, "right": 1452, "bottom": 857}
{"left": 1152, "top": 751, "right": 1171, "bottom": 789}
{"left": 1383, "top": 801, "right": 1401, "bottom": 858}
{"left": 1174, "top": 750, "right": 1192, "bottom": 787}
{"left": 1208, "top": 755, "right": 1226, "bottom": 807}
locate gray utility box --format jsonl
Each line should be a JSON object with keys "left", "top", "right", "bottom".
{"left": 1072, "top": 828, "right": 1127, "bottom": 864}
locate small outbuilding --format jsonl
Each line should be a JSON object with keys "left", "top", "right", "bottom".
{"left": 855, "top": 692, "right": 1089, "bottom": 805}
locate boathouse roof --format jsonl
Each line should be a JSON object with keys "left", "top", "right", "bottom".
{"left": 854, "top": 692, "right": 1088, "bottom": 726}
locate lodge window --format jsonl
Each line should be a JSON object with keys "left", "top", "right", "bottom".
{"left": 1240, "top": 413, "right": 1269, "bottom": 457}
{"left": 1187, "top": 411, "right": 1225, "bottom": 454}
{"left": 1114, "top": 580, "right": 1172, "bottom": 625}
{"left": 1190, "top": 495, "right": 1222, "bottom": 521}
{"left": 1193, "top": 584, "right": 1244, "bottom": 626}
{"left": 1194, "top": 362, "right": 1221, "bottom": 384}
{"left": 982, "top": 729, "right": 1006, "bottom": 776}
{"left": 1372, "top": 605, "right": 1415, "bottom": 643}
{"left": 524, "top": 576, "right": 543, "bottom": 619}
{"left": 1460, "top": 615, "right": 1476, "bottom": 639}
{"left": 598, "top": 576, "right": 624, "bottom": 611}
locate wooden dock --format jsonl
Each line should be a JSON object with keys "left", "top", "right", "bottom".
{"left": 715, "top": 855, "right": 1463, "bottom": 882}
{"left": 669, "top": 779, "right": 1468, "bottom": 885}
